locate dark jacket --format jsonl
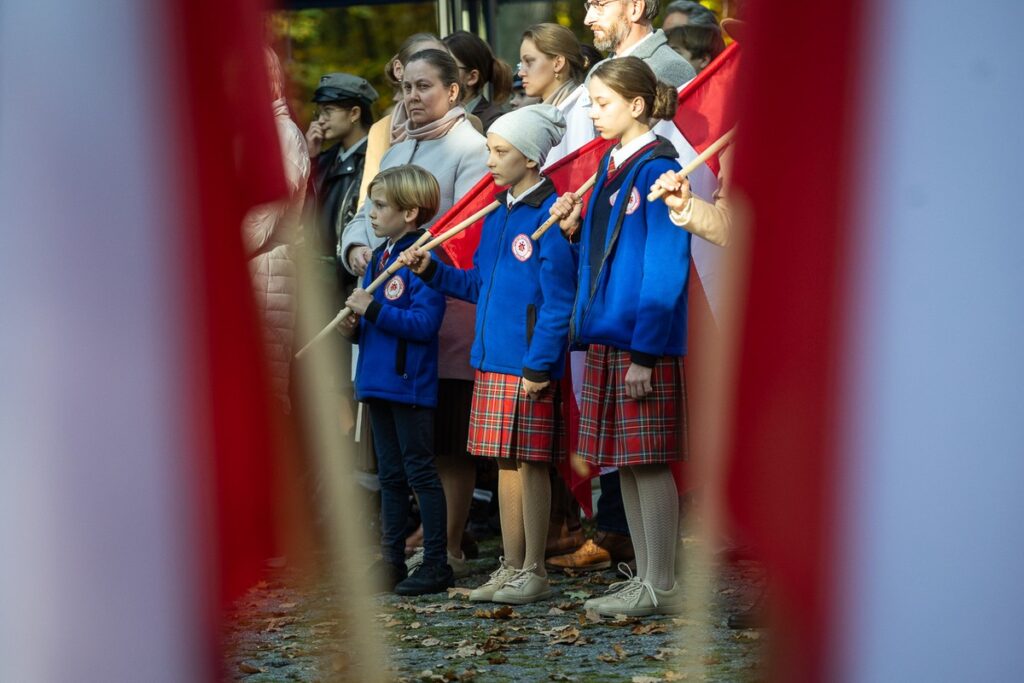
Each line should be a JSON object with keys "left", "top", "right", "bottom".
{"left": 310, "top": 138, "right": 368, "bottom": 279}
{"left": 572, "top": 137, "right": 692, "bottom": 365}
{"left": 354, "top": 230, "right": 446, "bottom": 407}
{"left": 421, "top": 179, "right": 576, "bottom": 381}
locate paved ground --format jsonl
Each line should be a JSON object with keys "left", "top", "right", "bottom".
{"left": 223, "top": 534, "right": 766, "bottom": 682}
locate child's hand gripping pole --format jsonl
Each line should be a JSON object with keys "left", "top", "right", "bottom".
{"left": 647, "top": 127, "right": 737, "bottom": 202}
{"left": 294, "top": 200, "right": 502, "bottom": 359}
{"left": 531, "top": 173, "right": 598, "bottom": 241}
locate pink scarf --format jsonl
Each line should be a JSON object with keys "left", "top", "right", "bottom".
{"left": 393, "top": 105, "right": 467, "bottom": 144}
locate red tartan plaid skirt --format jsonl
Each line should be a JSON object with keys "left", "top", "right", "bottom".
{"left": 467, "top": 371, "right": 564, "bottom": 463}
{"left": 577, "top": 345, "right": 688, "bottom": 467}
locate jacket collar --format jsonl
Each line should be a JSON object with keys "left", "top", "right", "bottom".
{"left": 495, "top": 176, "right": 556, "bottom": 208}
{"left": 626, "top": 29, "right": 668, "bottom": 61}
{"left": 373, "top": 228, "right": 425, "bottom": 258}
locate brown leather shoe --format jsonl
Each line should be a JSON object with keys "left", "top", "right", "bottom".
{"left": 545, "top": 525, "right": 586, "bottom": 558}
{"left": 546, "top": 531, "right": 635, "bottom": 571}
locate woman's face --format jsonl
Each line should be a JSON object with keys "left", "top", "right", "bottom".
{"left": 587, "top": 75, "right": 642, "bottom": 140}
{"left": 402, "top": 59, "right": 459, "bottom": 128}
{"left": 518, "top": 38, "right": 561, "bottom": 99}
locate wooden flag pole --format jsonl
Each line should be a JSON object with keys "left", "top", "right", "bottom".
{"left": 294, "top": 200, "right": 501, "bottom": 359}
{"left": 530, "top": 174, "right": 598, "bottom": 241}
{"left": 647, "top": 127, "right": 737, "bottom": 201}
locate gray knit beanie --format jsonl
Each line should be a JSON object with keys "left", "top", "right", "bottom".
{"left": 488, "top": 104, "right": 566, "bottom": 166}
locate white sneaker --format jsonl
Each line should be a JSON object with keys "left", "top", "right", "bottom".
{"left": 582, "top": 562, "right": 639, "bottom": 611}
{"left": 492, "top": 564, "right": 552, "bottom": 605}
{"left": 594, "top": 576, "right": 660, "bottom": 617}
{"left": 654, "top": 581, "right": 684, "bottom": 614}
{"left": 407, "top": 547, "right": 470, "bottom": 579}
{"left": 469, "top": 557, "right": 519, "bottom": 602}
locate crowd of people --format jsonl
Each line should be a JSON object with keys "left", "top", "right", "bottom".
{"left": 246, "top": 0, "right": 737, "bottom": 621}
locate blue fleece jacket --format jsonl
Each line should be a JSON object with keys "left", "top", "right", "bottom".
{"left": 421, "top": 178, "right": 576, "bottom": 381}
{"left": 354, "top": 230, "right": 446, "bottom": 407}
{"left": 572, "top": 137, "right": 692, "bottom": 365}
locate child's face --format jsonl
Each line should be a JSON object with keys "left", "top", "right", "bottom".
{"left": 588, "top": 75, "right": 643, "bottom": 140}
{"left": 486, "top": 133, "right": 534, "bottom": 189}
{"left": 369, "top": 185, "right": 412, "bottom": 241}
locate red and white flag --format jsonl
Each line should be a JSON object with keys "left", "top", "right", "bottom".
{"left": 722, "top": 1, "right": 1024, "bottom": 680}
{"left": 0, "top": 0, "right": 284, "bottom": 679}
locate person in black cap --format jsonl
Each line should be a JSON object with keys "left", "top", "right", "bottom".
{"left": 305, "top": 73, "right": 379, "bottom": 292}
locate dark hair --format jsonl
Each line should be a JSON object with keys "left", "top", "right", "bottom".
{"left": 665, "top": 24, "right": 725, "bottom": 64}
{"left": 591, "top": 56, "right": 677, "bottom": 121}
{"left": 663, "top": 0, "right": 718, "bottom": 27}
{"left": 521, "top": 23, "right": 587, "bottom": 84}
{"left": 580, "top": 44, "right": 603, "bottom": 77}
{"left": 405, "top": 48, "right": 463, "bottom": 100}
{"left": 329, "top": 99, "right": 375, "bottom": 129}
{"left": 443, "top": 31, "right": 512, "bottom": 104}
{"left": 385, "top": 33, "right": 445, "bottom": 88}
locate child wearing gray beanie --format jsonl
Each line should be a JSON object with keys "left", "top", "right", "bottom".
{"left": 487, "top": 104, "right": 566, "bottom": 167}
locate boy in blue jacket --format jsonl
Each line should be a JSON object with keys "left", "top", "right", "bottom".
{"left": 339, "top": 165, "right": 450, "bottom": 596}
{"left": 401, "top": 105, "right": 574, "bottom": 605}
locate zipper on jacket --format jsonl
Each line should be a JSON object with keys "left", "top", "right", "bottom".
{"left": 477, "top": 206, "right": 514, "bottom": 367}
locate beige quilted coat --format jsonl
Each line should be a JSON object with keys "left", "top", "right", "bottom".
{"left": 242, "top": 52, "right": 310, "bottom": 413}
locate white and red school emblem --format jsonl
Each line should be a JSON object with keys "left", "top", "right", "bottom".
{"left": 384, "top": 275, "right": 405, "bottom": 300}
{"left": 511, "top": 233, "right": 533, "bottom": 262}
{"left": 609, "top": 187, "right": 642, "bottom": 215}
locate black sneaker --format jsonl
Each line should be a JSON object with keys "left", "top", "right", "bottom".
{"left": 394, "top": 561, "right": 454, "bottom": 596}
{"left": 367, "top": 559, "right": 407, "bottom": 594}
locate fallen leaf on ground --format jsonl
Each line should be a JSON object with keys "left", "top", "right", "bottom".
{"left": 473, "top": 605, "right": 519, "bottom": 619}
{"left": 263, "top": 616, "right": 298, "bottom": 632}
{"left": 409, "top": 621, "right": 422, "bottom": 629}
{"left": 278, "top": 601, "right": 297, "bottom": 610}
{"left": 631, "top": 623, "right": 668, "bottom": 635}
{"left": 446, "top": 644, "right": 485, "bottom": 659}
{"left": 421, "top": 637, "right": 442, "bottom": 647}
{"left": 447, "top": 587, "right": 473, "bottom": 599}
{"left": 551, "top": 626, "right": 583, "bottom": 645}
{"left": 546, "top": 648, "right": 565, "bottom": 658}
{"left": 664, "top": 671, "right": 688, "bottom": 680}
{"left": 487, "top": 654, "right": 507, "bottom": 664}
{"left": 238, "top": 662, "right": 263, "bottom": 674}
{"left": 547, "top": 607, "right": 566, "bottom": 616}
{"left": 631, "top": 677, "right": 661, "bottom": 683}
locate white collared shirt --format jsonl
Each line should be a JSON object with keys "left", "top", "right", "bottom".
{"left": 337, "top": 135, "right": 368, "bottom": 164}
{"left": 506, "top": 179, "right": 546, "bottom": 208}
{"left": 610, "top": 130, "right": 657, "bottom": 170}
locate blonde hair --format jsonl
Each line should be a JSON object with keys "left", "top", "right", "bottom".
{"left": 368, "top": 165, "right": 440, "bottom": 227}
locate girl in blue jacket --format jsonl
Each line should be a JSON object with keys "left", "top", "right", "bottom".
{"left": 401, "top": 105, "right": 573, "bottom": 606}
{"left": 549, "top": 57, "right": 692, "bottom": 618}
{"left": 340, "top": 165, "right": 450, "bottom": 597}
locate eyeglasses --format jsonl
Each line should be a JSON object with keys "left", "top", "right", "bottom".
{"left": 583, "top": 0, "right": 621, "bottom": 14}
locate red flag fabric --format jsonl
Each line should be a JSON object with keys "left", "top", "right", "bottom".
{"left": 723, "top": 1, "right": 864, "bottom": 679}
{"left": 168, "top": 0, "right": 286, "bottom": 607}
{"left": 672, "top": 42, "right": 742, "bottom": 176}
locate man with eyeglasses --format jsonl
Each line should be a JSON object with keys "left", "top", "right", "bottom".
{"left": 584, "top": 0, "right": 695, "bottom": 87}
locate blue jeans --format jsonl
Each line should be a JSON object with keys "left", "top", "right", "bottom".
{"left": 370, "top": 400, "right": 447, "bottom": 566}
